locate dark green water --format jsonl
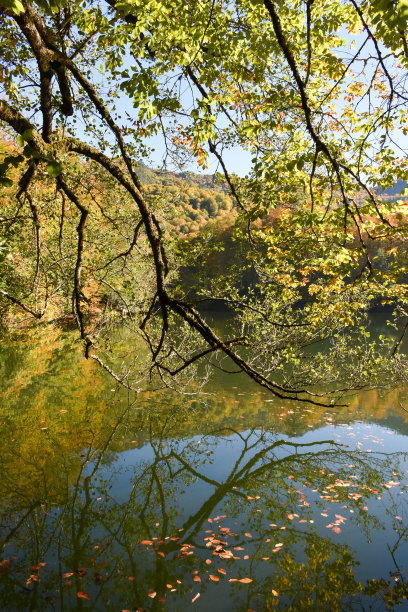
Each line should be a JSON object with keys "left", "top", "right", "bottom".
{"left": 1, "top": 326, "right": 408, "bottom": 610}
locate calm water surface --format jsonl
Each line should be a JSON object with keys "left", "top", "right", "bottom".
{"left": 1, "top": 326, "right": 408, "bottom": 610}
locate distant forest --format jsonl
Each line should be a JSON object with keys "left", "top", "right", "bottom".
{"left": 135, "top": 164, "right": 236, "bottom": 238}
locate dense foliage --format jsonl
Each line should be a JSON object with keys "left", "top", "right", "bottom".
{"left": 1, "top": 0, "right": 408, "bottom": 402}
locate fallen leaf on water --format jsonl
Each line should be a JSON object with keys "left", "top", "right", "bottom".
{"left": 229, "top": 578, "right": 253, "bottom": 584}
{"left": 244, "top": 533, "right": 252, "bottom": 538}
{"left": 332, "top": 526, "right": 341, "bottom": 534}
{"left": 193, "top": 576, "right": 201, "bottom": 582}
{"left": 156, "top": 552, "right": 165, "bottom": 558}
{"left": 209, "top": 574, "right": 219, "bottom": 582}
{"left": 205, "top": 559, "right": 212, "bottom": 565}
{"left": 148, "top": 591, "right": 157, "bottom": 599}
{"left": 192, "top": 593, "right": 200, "bottom": 603}
{"left": 271, "top": 589, "right": 279, "bottom": 596}
{"left": 166, "top": 584, "right": 172, "bottom": 589}
{"left": 61, "top": 572, "right": 73, "bottom": 578}
{"left": 218, "top": 568, "right": 226, "bottom": 575}
{"left": 77, "top": 592, "right": 90, "bottom": 600}
{"left": 140, "top": 540, "right": 153, "bottom": 545}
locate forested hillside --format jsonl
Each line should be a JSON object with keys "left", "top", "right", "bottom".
{"left": 135, "top": 164, "right": 236, "bottom": 238}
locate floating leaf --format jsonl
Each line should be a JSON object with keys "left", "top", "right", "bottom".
{"left": 209, "top": 574, "right": 219, "bottom": 582}
{"left": 148, "top": 591, "right": 157, "bottom": 599}
{"left": 192, "top": 593, "right": 200, "bottom": 603}
{"left": 77, "top": 592, "right": 90, "bottom": 600}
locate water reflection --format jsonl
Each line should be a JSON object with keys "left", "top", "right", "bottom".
{"left": 1, "top": 329, "right": 408, "bottom": 610}
{"left": 0, "top": 400, "right": 407, "bottom": 610}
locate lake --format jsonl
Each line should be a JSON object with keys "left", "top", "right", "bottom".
{"left": 1, "top": 325, "right": 408, "bottom": 610}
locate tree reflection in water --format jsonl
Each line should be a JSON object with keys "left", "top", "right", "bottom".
{"left": 1, "top": 395, "right": 408, "bottom": 611}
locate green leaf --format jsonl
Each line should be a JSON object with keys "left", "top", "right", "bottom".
{"left": 0, "top": 0, "right": 24, "bottom": 14}
{"left": 22, "top": 129, "right": 34, "bottom": 142}
{"left": 46, "top": 161, "right": 63, "bottom": 178}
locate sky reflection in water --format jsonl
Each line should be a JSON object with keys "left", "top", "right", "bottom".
{"left": 1, "top": 328, "right": 408, "bottom": 610}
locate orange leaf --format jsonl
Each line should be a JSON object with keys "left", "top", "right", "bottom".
{"left": 148, "top": 591, "right": 157, "bottom": 599}
{"left": 140, "top": 540, "right": 153, "bottom": 545}
{"left": 239, "top": 578, "right": 253, "bottom": 583}
{"left": 209, "top": 574, "right": 219, "bottom": 582}
{"left": 218, "top": 568, "right": 226, "bottom": 575}
{"left": 192, "top": 593, "right": 200, "bottom": 603}
{"left": 193, "top": 576, "right": 201, "bottom": 582}
{"left": 77, "top": 592, "right": 90, "bottom": 600}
